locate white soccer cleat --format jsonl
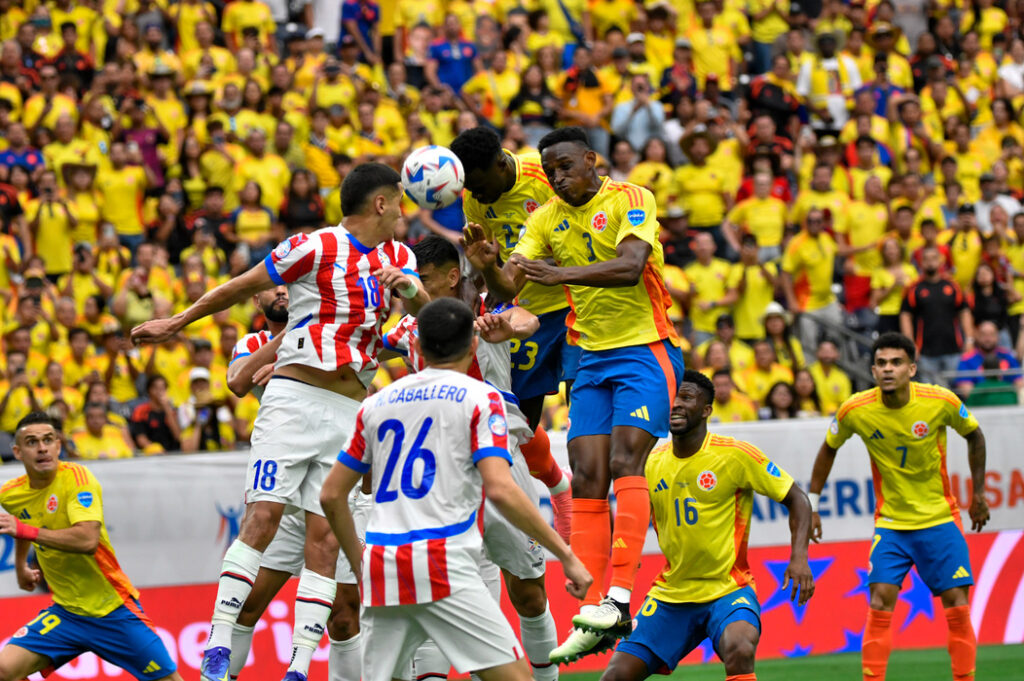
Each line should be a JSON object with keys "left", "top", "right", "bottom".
{"left": 571, "top": 597, "right": 632, "bottom": 636}
{"left": 549, "top": 627, "right": 617, "bottom": 665}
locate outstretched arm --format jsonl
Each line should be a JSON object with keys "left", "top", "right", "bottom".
{"left": 131, "top": 264, "right": 273, "bottom": 344}
{"left": 227, "top": 334, "right": 285, "bottom": 397}
{"left": 780, "top": 482, "right": 815, "bottom": 606}
{"left": 965, "top": 427, "right": 989, "bottom": 532}
{"left": 512, "top": 236, "right": 651, "bottom": 288}
{"left": 0, "top": 517, "right": 100, "bottom": 554}
{"left": 808, "top": 440, "right": 838, "bottom": 543}
{"left": 462, "top": 223, "right": 527, "bottom": 301}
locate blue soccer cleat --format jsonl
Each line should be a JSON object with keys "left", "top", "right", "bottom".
{"left": 281, "top": 672, "right": 307, "bottom": 681}
{"left": 200, "top": 646, "right": 232, "bottom": 681}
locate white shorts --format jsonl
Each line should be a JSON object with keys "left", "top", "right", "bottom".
{"left": 482, "top": 450, "right": 546, "bottom": 580}
{"left": 362, "top": 582, "right": 525, "bottom": 681}
{"left": 244, "top": 377, "right": 360, "bottom": 515}
{"left": 260, "top": 507, "right": 358, "bottom": 585}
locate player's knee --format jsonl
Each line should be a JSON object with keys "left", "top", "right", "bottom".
{"left": 328, "top": 585, "right": 360, "bottom": 639}
{"left": 608, "top": 451, "right": 645, "bottom": 479}
{"left": 719, "top": 635, "right": 757, "bottom": 673}
{"left": 940, "top": 587, "right": 970, "bottom": 609}
{"left": 507, "top": 578, "right": 547, "bottom": 617}
{"left": 239, "top": 503, "right": 283, "bottom": 546}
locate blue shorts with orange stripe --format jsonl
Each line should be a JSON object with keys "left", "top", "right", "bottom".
{"left": 10, "top": 601, "right": 176, "bottom": 680}
{"left": 567, "top": 339, "right": 685, "bottom": 440}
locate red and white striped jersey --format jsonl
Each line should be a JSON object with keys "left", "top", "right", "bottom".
{"left": 231, "top": 331, "right": 273, "bottom": 364}
{"left": 230, "top": 331, "right": 274, "bottom": 400}
{"left": 338, "top": 368, "right": 512, "bottom": 606}
{"left": 264, "top": 226, "right": 417, "bottom": 386}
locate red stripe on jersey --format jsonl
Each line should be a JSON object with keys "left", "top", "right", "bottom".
{"left": 468, "top": 357, "right": 483, "bottom": 381}
{"left": 317, "top": 232, "right": 340, "bottom": 325}
{"left": 333, "top": 243, "right": 366, "bottom": 368}
{"left": 348, "top": 409, "right": 367, "bottom": 461}
{"left": 427, "top": 538, "right": 451, "bottom": 600}
{"left": 395, "top": 544, "right": 416, "bottom": 605}
{"left": 470, "top": 406, "right": 481, "bottom": 452}
{"left": 521, "top": 171, "right": 552, "bottom": 186}
{"left": 280, "top": 249, "right": 316, "bottom": 284}
{"left": 369, "top": 545, "right": 386, "bottom": 606}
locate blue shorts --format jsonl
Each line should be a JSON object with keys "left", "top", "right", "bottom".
{"left": 567, "top": 339, "right": 685, "bottom": 440}
{"left": 510, "top": 307, "right": 582, "bottom": 401}
{"left": 9, "top": 601, "right": 176, "bottom": 680}
{"left": 617, "top": 586, "right": 762, "bottom": 674}
{"left": 869, "top": 522, "right": 974, "bottom": 596}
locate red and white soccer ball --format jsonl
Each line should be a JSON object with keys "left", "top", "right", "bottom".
{"left": 402, "top": 145, "right": 465, "bottom": 209}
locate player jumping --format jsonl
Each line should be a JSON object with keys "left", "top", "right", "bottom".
{"left": 600, "top": 371, "right": 814, "bottom": 681}
{"left": 452, "top": 127, "right": 575, "bottom": 542}
{"left": 131, "top": 163, "right": 428, "bottom": 681}
{"left": 383, "top": 235, "right": 562, "bottom": 679}
{"left": 0, "top": 413, "right": 183, "bottom": 681}
{"left": 809, "top": 332, "right": 990, "bottom": 681}
{"left": 320, "top": 297, "right": 592, "bottom": 681}
{"left": 225, "top": 285, "right": 369, "bottom": 681}
{"left": 463, "top": 126, "right": 685, "bottom": 661}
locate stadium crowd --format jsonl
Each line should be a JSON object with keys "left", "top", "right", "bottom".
{"left": 2, "top": 0, "right": 1024, "bottom": 459}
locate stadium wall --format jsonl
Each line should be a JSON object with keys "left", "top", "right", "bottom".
{"left": 2, "top": 408, "right": 1023, "bottom": 678}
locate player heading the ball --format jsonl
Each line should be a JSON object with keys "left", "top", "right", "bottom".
{"left": 320, "top": 297, "right": 592, "bottom": 681}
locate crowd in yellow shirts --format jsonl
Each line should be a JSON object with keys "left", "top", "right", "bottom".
{"left": 2, "top": 0, "right": 1024, "bottom": 457}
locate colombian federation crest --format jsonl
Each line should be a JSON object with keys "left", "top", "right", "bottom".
{"left": 591, "top": 211, "right": 608, "bottom": 232}
{"left": 697, "top": 470, "right": 717, "bottom": 491}
{"left": 523, "top": 199, "right": 539, "bottom": 214}
{"left": 912, "top": 421, "right": 930, "bottom": 438}
{"left": 46, "top": 494, "right": 58, "bottom": 513}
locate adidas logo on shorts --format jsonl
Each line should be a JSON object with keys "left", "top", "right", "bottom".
{"left": 952, "top": 566, "right": 970, "bottom": 580}
{"left": 629, "top": 406, "right": 650, "bottom": 421}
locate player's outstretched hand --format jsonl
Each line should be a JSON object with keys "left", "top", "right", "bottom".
{"left": 512, "top": 256, "right": 563, "bottom": 286}
{"left": 461, "top": 223, "right": 498, "bottom": 270}
{"left": 130, "top": 318, "right": 180, "bottom": 346}
{"left": 810, "top": 512, "right": 823, "bottom": 543}
{"left": 0, "top": 513, "right": 17, "bottom": 537}
{"left": 782, "top": 557, "right": 815, "bottom": 606}
{"left": 562, "top": 553, "right": 593, "bottom": 601}
{"left": 969, "top": 494, "right": 990, "bottom": 532}
{"left": 475, "top": 312, "right": 515, "bottom": 343}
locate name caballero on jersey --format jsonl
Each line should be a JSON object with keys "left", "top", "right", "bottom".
{"left": 381, "top": 383, "right": 468, "bottom": 405}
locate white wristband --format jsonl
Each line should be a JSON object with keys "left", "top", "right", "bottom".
{"left": 808, "top": 492, "right": 820, "bottom": 513}
{"left": 398, "top": 281, "right": 419, "bottom": 299}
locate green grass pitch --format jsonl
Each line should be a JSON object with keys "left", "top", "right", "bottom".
{"left": 563, "top": 644, "right": 1024, "bottom": 681}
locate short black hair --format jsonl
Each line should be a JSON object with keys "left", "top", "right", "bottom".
{"left": 68, "top": 327, "right": 89, "bottom": 343}
{"left": 681, "top": 369, "right": 715, "bottom": 404}
{"left": 411, "top": 235, "right": 460, "bottom": 270}
{"left": 450, "top": 127, "right": 504, "bottom": 175}
{"left": 416, "top": 298, "right": 475, "bottom": 363}
{"left": 538, "top": 127, "right": 592, "bottom": 155}
{"left": 146, "top": 373, "right": 168, "bottom": 393}
{"left": 711, "top": 369, "right": 733, "bottom": 381}
{"left": 340, "top": 162, "right": 401, "bottom": 216}
{"left": 16, "top": 411, "right": 58, "bottom": 434}
{"left": 871, "top": 331, "right": 916, "bottom": 363}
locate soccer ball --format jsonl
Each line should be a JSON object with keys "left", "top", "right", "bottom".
{"left": 402, "top": 145, "right": 465, "bottom": 209}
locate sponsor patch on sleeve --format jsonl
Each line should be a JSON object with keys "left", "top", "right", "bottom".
{"left": 627, "top": 209, "right": 646, "bottom": 226}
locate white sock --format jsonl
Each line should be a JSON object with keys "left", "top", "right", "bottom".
{"left": 208, "top": 540, "right": 263, "bottom": 649}
{"left": 549, "top": 476, "right": 570, "bottom": 495}
{"left": 288, "top": 568, "right": 336, "bottom": 676}
{"left": 607, "top": 586, "right": 631, "bottom": 605}
{"left": 229, "top": 624, "right": 255, "bottom": 679}
{"left": 413, "top": 639, "right": 450, "bottom": 680}
{"left": 328, "top": 633, "right": 361, "bottom": 681}
{"left": 519, "top": 605, "right": 558, "bottom": 681}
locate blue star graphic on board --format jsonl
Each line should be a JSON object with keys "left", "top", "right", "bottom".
{"left": 697, "top": 638, "right": 716, "bottom": 663}
{"left": 845, "top": 568, "right": 871, "bottom": 603}
{"left": 834, "top": 628, "right": 863, "bottom": 654}
{"left": 760, "top": 557, "right": 835, "bottom": 623}
{"left": 782, "top": 643, "right": 813, "bottom": 657}
{"left": 899, "top": 568, "right": 935, "bottom": 631}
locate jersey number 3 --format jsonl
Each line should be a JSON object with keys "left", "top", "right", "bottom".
{"left": 376, "top": 418, "right": 437, "bottom": 503}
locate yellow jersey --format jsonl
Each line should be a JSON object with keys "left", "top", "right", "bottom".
{"left": 515, "top": 178, "right": 677, "bottom": 351}
{"left": 839, "top": 200, "right": 888, "bottom": 275}
{"left": 726, "top": 262, "right": 778, "bottom": 340}
{"left": 808, "top": 362, "right": 851, "bottom": 415}
{"left": 737, "top": 363, "right": 793, "bottom": 404}
{"left": 645, "top": 434, "right": 794, "bottom": 603}
{"left": 684, "top": 258, "right": 732, "bottom": 334}
{"left": 781, "top": 232, "right": 838, "bottom": 312}
{"left": 709, "top": 393, "right": 758, "bottom": 422}
{"left": 726, "top": 196, "right": 786, "bottom": 248}
{"left": 71, "top": 425, "right": 134, "bottom": 460}
{"left": 463, "top": 151, "right": 565, "bottom": 315}
{"left": 826, "top": 383, "right": 980, "bottom": 530}
{"left": 0, "top": 462, "right": 139, "bottom": 617}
